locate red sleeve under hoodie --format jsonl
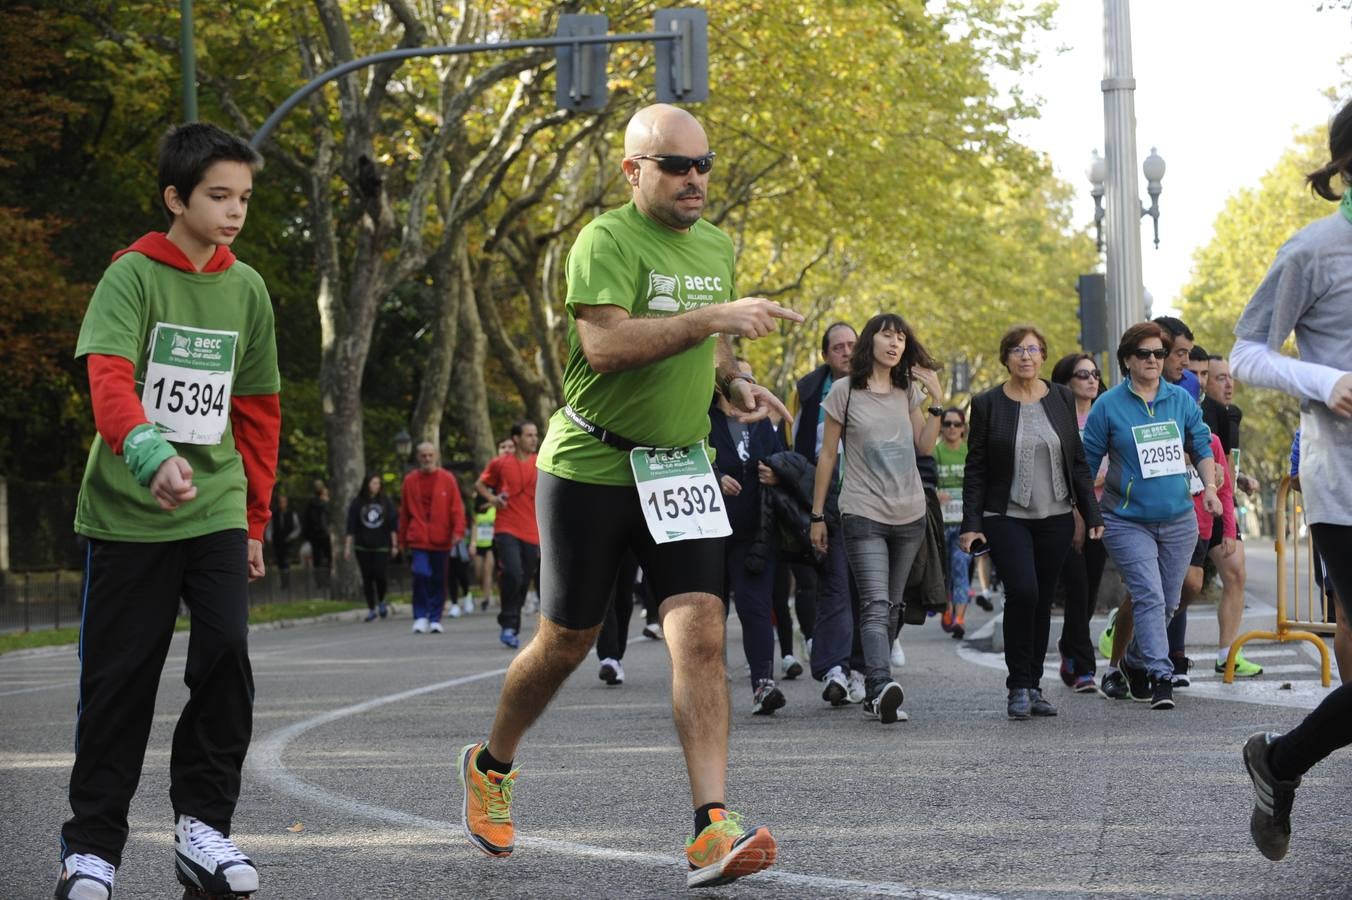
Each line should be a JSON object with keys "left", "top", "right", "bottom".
{"left": 90, "top": 233, "right": 281, "bottom": 541}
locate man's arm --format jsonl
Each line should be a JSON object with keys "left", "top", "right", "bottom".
{"left": 574, "top": 298, "right": 802, "bottom": 374}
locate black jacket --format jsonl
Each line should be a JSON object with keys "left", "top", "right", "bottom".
{"left": 792, "top": 364, "right": 833, "bottom": 462}
{"left": 745, "top": 450, "right": 840, "bottom": 573}
{"left": 961, "top": 380, "right": 1102, "bottom": 533}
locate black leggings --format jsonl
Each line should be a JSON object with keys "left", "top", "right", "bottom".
{"left": 1270, "top": 523, "right": 1352, "bottom": 780}
{"left": 596, "top": 552, "right": 641, "bottom": 662}
{"left": 355, "top": 550, "right": 389, "bottom": 610}
{"left": 1058, "top": 537, "right": 1106, "bottom": 676}
{"left": 985, "top": 513, "right": 1075, "bottom": 690}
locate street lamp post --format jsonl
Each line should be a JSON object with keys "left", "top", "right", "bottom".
{"left": 1089, "top": 0, "right": 1166, "bottom": 384}
{"left": 393, "top": 429, "right": 412, "bottom": 475}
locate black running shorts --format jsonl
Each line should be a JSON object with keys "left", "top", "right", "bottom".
{"left": 536, "top": 470, "right": 726, "bottom": 630}
{"left": 1190, "top": 535, "right": 1210, "bottom": 568}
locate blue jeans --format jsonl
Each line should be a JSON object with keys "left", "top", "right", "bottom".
{"left": 809, "top": 523, "right": 853, "bottom": 682}
{"left": 842, "top": 513, "right": 927, "bottom": 698}
{"left": 410, "top": 549, "right": 448, "bottom": 622}
{"left": 943, "top": 524, "right": 971, "bottom": 607}
{"left": 1100, "top": 511, "right": 1197, "bottom": 680}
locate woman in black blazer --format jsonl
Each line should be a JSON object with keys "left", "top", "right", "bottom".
{"left": 960, "top": 325, "right": 1103, "bottom": 719}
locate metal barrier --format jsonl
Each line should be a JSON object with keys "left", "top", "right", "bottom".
{"left": 1225, "top": 476, "right": 1332, "bottom": 686}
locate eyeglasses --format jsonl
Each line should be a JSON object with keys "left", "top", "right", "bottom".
{"left": 1008, "top": 345, "right": 1045, "bottom": 359}
{"left": 1072, "top": 369, "right": 1100, "bottom": 381}
{"left": 941, "top": 420, "right": 964, "bottom": 427}
{"left": 627, "top": 152, "right": 716, "bottom": 175}
{"left": 1132, "top": 348, "right": 1169, "bottom": 360}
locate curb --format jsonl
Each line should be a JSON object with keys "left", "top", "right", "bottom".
{"left": 0, "top": 604, "right": 404, "bottom": 660}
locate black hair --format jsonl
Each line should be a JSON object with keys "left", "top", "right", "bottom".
{"left": 158, "top": 123, "right": 263, "bottom": 223}
{"left": 820, "top": 321, "right": 856, "bottom": 356}
{"left": 941, "top": 406, "right": 966, "bottom": 424}
{"left": 510, "top": 420, "right": 535, "bottom": 438}
{"left": 1188, "top": 345, "right": 1209, "bottom": 362}
{"left": 359, "top": 472, "right": 383, "bottom": 498}
{"left": 1207, "top": 354, "right": 1224, "bottom": 362}
{"left": 848, "top": 313, "right": 937, "bottom": 391}
{"left": 1307, "top": 97, "right": 1352, "bottom": 201}
{"left": 1051, "top": 352, "right": 1099, "bottom": 387}
{"left": 1151, "top": 315, "right": 1194, "bottom": 342}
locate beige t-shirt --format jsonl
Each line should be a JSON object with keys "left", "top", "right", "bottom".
{"left": 822, "top": 378, "right": 926, "bottom": 526}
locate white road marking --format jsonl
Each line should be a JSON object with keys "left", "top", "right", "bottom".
{"left": 249, "top": 668, "right": 997, "bottom": 899}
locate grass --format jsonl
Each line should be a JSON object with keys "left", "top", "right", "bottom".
{"left": 0, "top": 597, "right": 369, "bottom": 656}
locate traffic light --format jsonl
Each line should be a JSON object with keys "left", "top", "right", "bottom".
{"left": 555, "top": 14, "right": 610, "bottom": 112}
{"left": 654, "top": 9, "right": 709, "bottom": 104}
{"left": 1077, "top": 273, "right": 1108, "bottom": 354}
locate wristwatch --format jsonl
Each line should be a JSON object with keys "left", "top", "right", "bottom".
{"left": 927, "top": 405, "right": 944, "bottom": 417}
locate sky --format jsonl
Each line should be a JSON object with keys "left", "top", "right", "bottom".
{"left": 1008, "top": 1, "right": 1351, "bottom": 314}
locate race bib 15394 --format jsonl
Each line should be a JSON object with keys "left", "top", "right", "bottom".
{"left": 140, "top": 322, "right": 238, "bottom": 445}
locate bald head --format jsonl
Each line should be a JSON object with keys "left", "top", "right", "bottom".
{"left": 622, "top": 104, "right": 711, "bottom": 231}
{"left": 624, "top": 103, "right": 707, "bottom": 157}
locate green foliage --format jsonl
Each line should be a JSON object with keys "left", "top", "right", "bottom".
{"left": 1179, "top": 128, "right": 1335, "bottom": 489}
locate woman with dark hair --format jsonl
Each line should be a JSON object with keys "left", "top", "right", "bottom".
{"left": 1081, "top": 322, "right": 1220, "bottom": 711}
{"left": 809, "top": 313, "right": 944, "bottom": 724}
{"left": 1231, "top": 97, "right": 1352, "bottom": 861}
{"left": 961, "top": 326, "right": 1102, "bottom": 719}
{"left": 934, "top": 406, "right": 972, "bottom": 638}
{"left": 1049, "top": 352, "right": 1108, "bottom": 693}
{"left": 344, "top": 473, "right": 399, "bottom": 621}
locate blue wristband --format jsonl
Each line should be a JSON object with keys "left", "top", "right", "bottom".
{"left": 123, "top": 423, "right": 177, "bottom": 487}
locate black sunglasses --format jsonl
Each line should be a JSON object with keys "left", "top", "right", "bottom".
{"left": 628, "top": 152, "right": 716, "bottom": 175}
{"left": 1072, "top": 369, "right": 1100, "bottom": 380}
{"left": 1132, "top": 348, "right": 1168, "bottom": 360}
{"left": 941, "top": 419, "right": 964, "bottom": 427}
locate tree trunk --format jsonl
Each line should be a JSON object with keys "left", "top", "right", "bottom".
{"left": 410, "top": 235, "right": 463, "bottom": 450}
{"left": 451, "top": 238, "right": 495, "bottom": 467}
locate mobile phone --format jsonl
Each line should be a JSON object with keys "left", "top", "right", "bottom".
{"left": 970, "top": 538, "right": 990, "bottom": 557}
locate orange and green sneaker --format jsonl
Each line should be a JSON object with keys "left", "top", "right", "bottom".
{"left": 457, "top": 741, "right": 519, "bottom": 858}
{"left": 685, "top": 809, "right": 777, "bottom": 888}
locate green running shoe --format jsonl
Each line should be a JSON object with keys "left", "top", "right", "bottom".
{"left": 1217, "top": 652, "right": 1264, "bottom": 678}
{"left": 1097, "top": 607, "right": 1118, "bottom": 660}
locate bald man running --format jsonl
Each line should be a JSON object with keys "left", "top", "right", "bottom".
{"left": 457, "top": 104, "right": 801, "bottom": 888}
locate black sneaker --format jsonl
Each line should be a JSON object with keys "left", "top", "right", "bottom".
{"left": 875, "top": 681, "right": 905, "bottom": 724}
{"left": 1100, "top": 670, "right": 1130, "bottom": 700}
{"left": 1007, "top": 688, "right": 1031, "bottom": 719}
{"left": 1124, "top": 663, "right": 1151, "bottom": 702}
{"left": 1243, "top": 732, "right": 1300, "bottom": 860}
{"left": 751, "top": 679, "right": 785, "bottom": 716}
{"left": 1149, "top": 675, "right": 1175, "bottom": 710}
{"left": 1028, "top": 688, "right": 1057, "bottom": 717}
{"left": 975, "top": 592, "right": 995, "bottom": 612}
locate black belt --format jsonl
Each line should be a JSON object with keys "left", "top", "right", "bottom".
{"left": 562, "top": 404, "right": 643, "bottom": 453}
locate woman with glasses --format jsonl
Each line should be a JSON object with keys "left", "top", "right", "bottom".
{"left": 960, "top": 326, "right": 1102, "bottom": 719}
{"left": 810, "top": 313, "right": 944, "bottom": 724}
{"left": 1081, "top": 322, "right": 1221, "bottom": 711}
{"left": 1049, "top": 353, "right": 1108, "bottom": 693}
{"left": 935, "top": 408, "right": 972, "bottom": 639}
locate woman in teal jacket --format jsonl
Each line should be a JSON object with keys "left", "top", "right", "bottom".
{"left": 1082, "top": 321, "right": 1221, "bottom": 710}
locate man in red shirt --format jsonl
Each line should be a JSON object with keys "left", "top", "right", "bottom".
{"left": 399, "top": 442, "right": 466, "bottom": 634}
{"left": 476, "top": 421, "right": 539, "bottom": 648}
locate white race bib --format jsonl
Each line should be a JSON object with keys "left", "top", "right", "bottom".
{"left": 629, "top": 444, "right": 732, "bottom": 544}
{"left": 476, "top": 523, "right": 495, "bottom": 543}
{"left": 140, "top": 323, "right": 238, "bottom": 445}
{"left": 1132, "top": 421, "right": 1186, "bottom": 479}
{"left": 942, "top": 497, "right": 963, "bottom": 525}
{"left": 1186, "top": 464, "right": 1205, "bottom": 496}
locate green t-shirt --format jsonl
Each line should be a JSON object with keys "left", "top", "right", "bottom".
{"left": 933, "top": 441, "right": 968, "bottom": 492}
{"left": 74, "top": 253, "right": 280, "bottom": 542}
{"left": 537, "top": 201, "right": 736, "bottom": 486}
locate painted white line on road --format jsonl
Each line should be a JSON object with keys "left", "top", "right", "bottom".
{"left": 249, "top": 667, "right": 996, "bottom": 899}
{"left": 0, "top": 680, "right": 77, "bottom": 698}
{"left": 956, "top": 645, "right": 1335, "bottom": 710}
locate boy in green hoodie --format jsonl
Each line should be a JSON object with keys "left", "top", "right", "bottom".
{"left": 56, "top": 123, "right": 279, "bottom": 900}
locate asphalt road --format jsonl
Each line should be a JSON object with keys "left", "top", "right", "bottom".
{"left": 2, "top": 545, "right": 1349, "bottom": 899}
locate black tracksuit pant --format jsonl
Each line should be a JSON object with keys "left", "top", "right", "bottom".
{"left": 60, "top": 530, "right": 253, "bottom": 867}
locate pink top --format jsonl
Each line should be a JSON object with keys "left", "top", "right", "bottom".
{"left": 1193, "top": 434, "right": 1236, "bottom": 540}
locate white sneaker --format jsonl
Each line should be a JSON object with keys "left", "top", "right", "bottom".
{"left": 599, "top": 657, "right": 625, "bottom": 685}
{"left": 56, "top": 853, "right": 114, "bottom": 900}
{"left": 174, "top": 815, "right": 259, "bottom": 896}
{"left": 524, "top": 590, "right": 540, "bottom": 614}
{"left": 461, "top": 596, "right": 475, "bottom": 615}
{"left": 781, "top": 654, "right": 804, "bottom": 680}
{"left": 429, "top": 621, "right": 444, "bottom": 633}
{"left": 447, "top": 603, "right": 462, "bottom": 619}
{"left": 641, "top": 623, "right": 664, "bottom": 641}
{"left": 821, "top": 665, "right": 850, "bottom": 706}
{"left": 890, "top": 638, "right": 906, "bottom": 668}
{"left": 412, "top": 617, "right": 428, "bottom": 634}
{"left": 846, "top": 669, "right": 866, "bottom": 704}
